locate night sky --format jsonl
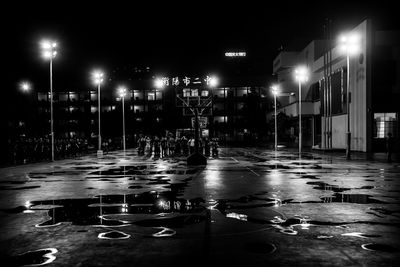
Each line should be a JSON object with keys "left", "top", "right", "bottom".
{"left": 4, "top": 1, "right": 399, "bottom": 92}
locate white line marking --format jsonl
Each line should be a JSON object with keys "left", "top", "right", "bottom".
{"left": 246, "top": 167, "right": 260, "bottom": 176}
{"left": 231, "top": 157, "right": 239, "bottom": 163}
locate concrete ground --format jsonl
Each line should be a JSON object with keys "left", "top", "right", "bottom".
{"left": 0, "top": 147, "right": 399, "bottom": 266}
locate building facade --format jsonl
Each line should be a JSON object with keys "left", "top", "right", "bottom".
{"left": 269, "top": 19, "right": 400, "bottom": 152}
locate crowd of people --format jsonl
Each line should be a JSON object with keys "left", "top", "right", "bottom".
{"left": 9, "top": 136, "right": 91, "bottom": 164}
{"left": 6, "top": 134, "right": 220, "bottom": 165}
{"left": 136, "top": 135, "right": 219, "bottom": 158}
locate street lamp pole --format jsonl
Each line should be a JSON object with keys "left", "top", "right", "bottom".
{"left": 118, "top": 86, "right": 127, "bottom": 155}
{"left": 274, "top": 91, "right": 277, "bottom": 152}
{"left": 92, "top": 70, "right": 104, "bottom": 158}
{"left": 271, "top": 85, "right": 279, "bottom": 153}
{"left": 294, "top": 66, "right": 308, "bottom": 157}
{"left": 346, "top": 54, "right": 351, "bottom": 160}
{"left": 98, "top": 82, "right": 101, "bottom": 154}
{"left": 50, "top": 58, "right": 54, "bottom": 161}
{"left": 298, "top": 79, "right": 302, "bottom": 155}
{"left": 339, "top": 33, "right": 360, "bottom": 160}
{"left": 41, "top": 40, "right": 57, "bottom": 161}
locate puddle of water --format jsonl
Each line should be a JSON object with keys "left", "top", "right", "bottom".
{"left": 321, "top": 194, "right": 388, "bottom": 204}
{"left": 11, "top": 248, "right": 57, "bottom": 266}
{"left": 306, "top": 181, "right": 351, "bottom": 192}
{"left": 361, "top": 243, "right": 398, "bottom": 252}
{"left": 4, "top": 191, "right": 206, "bottom": 228}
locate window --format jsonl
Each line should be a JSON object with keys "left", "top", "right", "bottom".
{"left": 214, "top": 116, "right": 227, "bottom": 123}
{"left": 38, "top": 93, "right": 47, "bottom": 101}
{"left": 147, "top": 92, "right": 155, "bottom": 101}
{"left": 134, "top": 105, "right": 144, "bottom": 113}
{"left": 90, "top": 93, "right": 98, "bottom": 101}
{"left": 374, "top": 113, "right": 397, "bottom": 138}
{"left": 213, "top": 89, "right": 225, "bottom": 98}
{"left": 183, "top": 89, "right": 191, "bottom": 97}
{"left": 91, "top": 106, "right": 98, "bottom": 113}
{"left": 236, "top": 87, "right": 248, "bottom": 97}
{"left": 201, "top": 90, "right": 209, "bottom": 97}
{"left": 59, "top": 93, "right": 68, "bottom": 102}
{"left": 69, "top": 93, "right": 79, "bottom": 101}
{"left": 134, "top": 90, "right": 144, "bottom": 100}
{"left": 191, "top": 89, "right": 198, "bottom": 97}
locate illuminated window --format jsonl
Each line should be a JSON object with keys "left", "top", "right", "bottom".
{"left": 90, "top": 93, "right": 98, "bottom": 101}
{"left": 201, "top": 90, "right": 209, "bottom": 97}
{"left": 69, "top": 92, "right": 78, "bottom": 101}
{"left": 374, "top": 113, "right": 397, "bottom": 138}
{"left": 214, "top": 116, "right": 227, "bottom": 123}
{"left": 90, "top": 106, "right": 98, "bottom": 113}
{"left": 134, "top": 90, "right": 143, "bottom": 100}
{"left": 134, "top": 105, "right": 144, "bottom": 113}
{"left": 183, "top": 89, "right": 191, "bottom": 97}
{"left": 236, "top": 87, "right": 248, "bottom": 97}
{"left": 191, "top": 89, "right": 198, "bottom": 97}
{"left": 147, "top": 92, "right": 155, "bottom": 101}
{"left": 214, "top": 89, "right": 225, "bottom": 98}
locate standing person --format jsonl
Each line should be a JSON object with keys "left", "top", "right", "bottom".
{"left": 211, "top": 138, "right": 219, "bottom": 157}
{"left": 154, "top": 136, "right": 160, "bottom": 157}
{"left": 145, "top": 136, "right": 151, "bottom": 155}
{"left": 168, "top": 135, "right": 175, "bottom": 156}
{"left": 204, "top": 137, "right": 210, "bottom": 157}
{"left": 175, "top": 136, "right": 181, "bottom": 156}
{"left": 160, "top": 136, "right": 167, "bottom": 158}
{"left": 386, "top": 132, "right": 394, "bottom": 163}
{"left": 188, "top": 137, "right": 195, "bottom": 154}
{"left": 181, "top": 136, "right": 188, "bottom": 156}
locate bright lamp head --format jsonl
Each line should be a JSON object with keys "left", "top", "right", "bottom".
{"left": 118, "top": 87, "right": 127, "bottom": 98}
{"left": 20, "top": 81, "right": 32, "bottom": 92}
{"left": 92, "top": 70, "right": 104, "bottom": 85}
{"left": 339, "top": 32, "right": 360, "bottom": 56}
{"left": 294, "top": 66, "right": 309, "bottom": 83}
{"left": 271, "top": 85, "right": 279, "bottom": 96}
{"left": 154, "top": 78, "right": 164, "bottom": 89}
{"left": 40, "top": 39, "right": 58, "bottom": 59}
{"left": 208, "top": 76, "right": 218, "bottom": 87}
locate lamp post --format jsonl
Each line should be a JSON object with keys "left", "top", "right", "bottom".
{"left": 118, "top": 86, "right": 127, "bottom": 155}
{"left": 41, "top": 40, "right": 57, "bottom": 161}
{"left": 339, "top": 33, "right": 360, "bottom": 160}
{"left": 294, "top": 66, "right": 309, "bottom": 156}
{"left": 92, "top": 70, "right": 104, "bottom": 158}
{"left": 271, "top": 85, "right": 279, "bottom": 153}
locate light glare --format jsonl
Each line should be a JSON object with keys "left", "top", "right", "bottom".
{"left": 209, "top": 76, "right": 218, "bottom": 87}
{"left": 118, "top": 87, "right": 127, "bottom": 98}
{"left": 92, "top": 70, "right": 104, "bottom": 85}
{"left": 294, "top": 66, "right": 309, "bottom": 83}
{"left": 155, "top": 78, "right": 164, "bottom": 89}
{"left": 339, "top": 32, "right": 361, "bottom": 56}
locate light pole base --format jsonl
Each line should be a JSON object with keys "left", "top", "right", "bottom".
{"left": 97, "top": 150, "right": 104, "bottom": 158}
{"left": 187, "top": 152, "right": 207, "bottom": 166}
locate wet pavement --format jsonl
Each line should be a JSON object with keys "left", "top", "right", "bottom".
{"left": 0, "top": 148, "right": 399, "bottom": 266}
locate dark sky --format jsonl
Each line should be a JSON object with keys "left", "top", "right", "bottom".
{"left": 4, "top": 0, "right": 399, "bottom": 92}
